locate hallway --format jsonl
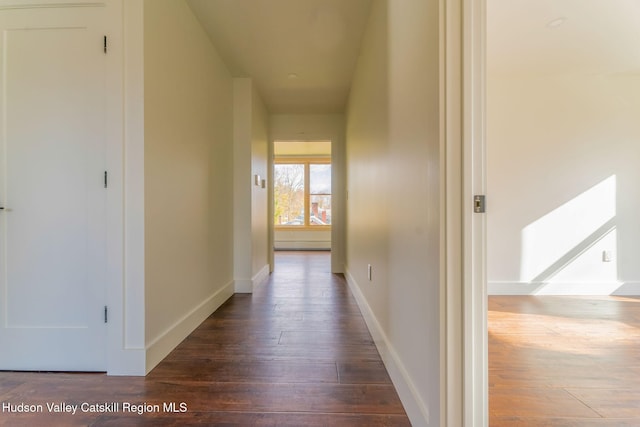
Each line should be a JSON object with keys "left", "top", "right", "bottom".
{"left": 0, "top": 252, "right": 409, "bottom": 426}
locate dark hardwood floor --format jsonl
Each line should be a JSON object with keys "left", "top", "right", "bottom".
{"left": 7, "top": 254, "right": 636, "bottom": 426}
{"left": 490, "top": 295, "right": 640, "bottom": 426}
{"left": 0, "top": 251, "right": 410, "bottom": 426}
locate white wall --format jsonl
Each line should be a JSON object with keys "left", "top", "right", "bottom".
{"left": 143, "top": 0, "right": 235, "bottom": 371}
{"left": 345, "top": 1, "right": 440, "bottom": 425}
{"left": 270, "top": 114, "right": 346, "bottom": 272}
{"left": 487, "top": 73, "right": 640, "bottom": 295}
{"left": 234, "top": 78, "right": 270, "bottom": 292}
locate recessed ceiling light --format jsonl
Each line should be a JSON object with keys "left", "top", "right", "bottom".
{"left": 287, "top": 73, "right": 299, "bottom": 79}
{"left": 546, "top": 17, "right": 567, "bottom": 29}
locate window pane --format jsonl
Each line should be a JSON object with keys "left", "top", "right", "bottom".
{"left": 310, "top": 195, "right": 331, "bottom": 226}
{"left": 274, "top": 164, "right": 304, "bottom": 226}
{"left": 310, "top": 164, "right": 331, "bottom": 195}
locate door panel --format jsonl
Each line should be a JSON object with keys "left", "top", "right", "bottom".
{"left": 0, "top": 8, "right": 107, "bottom": 371}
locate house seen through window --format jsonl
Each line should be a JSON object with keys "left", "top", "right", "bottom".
{"left": 274, "top": 141, "right": 331, "bottom": 229}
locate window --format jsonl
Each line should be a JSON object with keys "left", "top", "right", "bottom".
{"left": 274, "top": 159, "right": 331, "bottom": 228}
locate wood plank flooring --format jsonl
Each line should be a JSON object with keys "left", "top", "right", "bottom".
{"left": 5, "top": 253, "right": 638, "bottom": 426}
{"left": 0, "top": 251, "right": 410, "bottom": 426}
{"left": 490, "top": 295, "right": 640, "bottom": 426}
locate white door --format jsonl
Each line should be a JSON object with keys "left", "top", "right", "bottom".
{"left": 0, "top": 7, "right": 107, "bottom": 371}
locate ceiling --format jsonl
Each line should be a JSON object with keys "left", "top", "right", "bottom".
{"left": 187, "top": 0, "right": 373, "bottom": 114}
{"left": 488, "top": 0, "right": 640, "bottom": 76}
{"left": 184, "top": 0, "right": 638, "bottom": 113}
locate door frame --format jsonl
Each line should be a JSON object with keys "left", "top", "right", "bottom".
{"left": 462, "top": 0, "right": 488, "bottom": 423}
{"left": 0, "top": 0, "right": 136, "bottom": 374}
{"left": 442, "top": 0, "right": 487, "bottom": 425}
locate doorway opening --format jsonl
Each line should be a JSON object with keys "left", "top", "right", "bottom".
{"left": 273, "top": 140, "right": 332, "bottom": 253}
{"left": 484, "top": 0, "right": 640, "bottom": 423}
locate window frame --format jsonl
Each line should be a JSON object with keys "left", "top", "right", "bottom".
{"left": 274, "top": 156, "right": 331, "bottom": 231}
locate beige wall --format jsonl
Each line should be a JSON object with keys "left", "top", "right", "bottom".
{"left": 346, "top": 0, "right": 390, "bottom": 332}
{"left": 251, "top": 84, "right": 270, "bottom": 279}
{"left": 234, "top": 78, "right": 270, "bottom": 292}
{"left": 345, "top": 0, "right": 440, "bottom": 425}
{"left": 487, "top": 73, "right": 640, "bottom": 295}
{"left": 143, "top": 0, "right": 235, "bottom": 370}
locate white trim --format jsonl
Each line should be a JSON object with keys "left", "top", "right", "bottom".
{"left": 0, "top": 1, "right": 104, "bottom": 9}
{"left": 462, "top": 0, "right": 488, "bottom": 424}
{"left": 104, "top": 0, "right": 129, "bottom": 376}
{"left": 274, "top": 241, "right": 331, "bottom": 250}
{"left": 97, "top": 0, "right": 144, "bottom": 376}
{"left": 488, "top": 282, "right": 545, "bottom": 295}
{"left": 145, "top": 280, "right": 235, "bottom": 373}
{"left": 613, "top": 282, "right": 640, "bottom": 296}
{"left": 345, "top": 269, "right": 430, "bottom": 427}
{"left": 489, "top": 281, "right": 640, "bottom": 296}
{"left": 442, "top": 0, "right": 489, "bottom": 423}
{"left": 252, "top": 264, "right": 270, "bottom": 288}
{"left": 105, "top": 348, "right": 145, "bottom": 376}
{"left": 105, "top": 0, "right": 145, "bottom": 376}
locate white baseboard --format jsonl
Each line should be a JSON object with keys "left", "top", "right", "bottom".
{"left": 107, "top": 348, "right": 146, "bottom": 376}
{"left": 612, "top": 282, "right": 640, "bottom": 296}
{"left": 274, "top": 240, "right": 331, "bottom": 250}
{"left": 235, "top": 264, "right": 271, "bottom": 293}
{"left": 145, "top": 280, "right": 234, "bottom": 373}
{"left": 344, "top": 268, "right": 430, "bottom": 427}
{"left": 234, "top": 279, "right": 253, "bottom": 293}
{"left": 488, "top": 282, "right": 539, "bottom": 295}
{"left": 253, "top": 264, "right": 270, "bottom": 289}
{"left": 489, "top": 281, "right": 640, "bottom": 296}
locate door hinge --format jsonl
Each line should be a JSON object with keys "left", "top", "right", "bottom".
{"left": 103, "top": 36, "right": 107, "bottom": 54}
{"left": 474, "top": 195, "right": 486, "bottom": 213}
{"left": 104, "top": 171, "right": 108, "bottom": 188}
{"left": 104, "top": 306, "right": 108, "bottom": 323}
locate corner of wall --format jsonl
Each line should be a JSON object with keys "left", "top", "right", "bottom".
{"left": 234, "top": 259, "right": 269, "bottom": 293}
{"left": 233, "top": 78, "right": 253, "bottom": 291}
{"left": 145, "top": 280, "right": 234, "bottom": 373}
{"left": 234, "top": 280, "right": 253, "bottom": 293}
{"left": 252, "top": 264, "right": 270, "bottom": 289}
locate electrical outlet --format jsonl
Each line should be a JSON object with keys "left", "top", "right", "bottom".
{"left": 367, "top": 264, "right": 372, "bottom": 281}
